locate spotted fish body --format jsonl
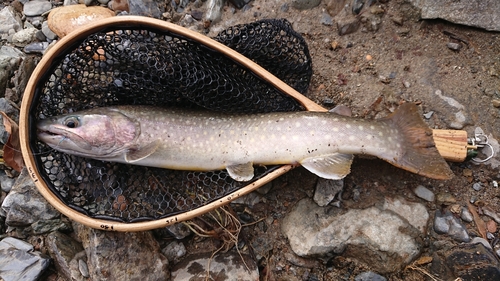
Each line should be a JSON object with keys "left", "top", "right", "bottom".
{"left": 36, "top": 103, "right": 454, "bottom": 181}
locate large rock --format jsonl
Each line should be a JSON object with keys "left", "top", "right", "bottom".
{"left": 1, "top": 168, "right": 61, "bottom": 228}
{"left": 47, "top": 4, "right": 115, "bottom": 38}
{"left": 409, "top": 0, "right": 500, "bottom": 32}
{"left": 74, "top": 223, "right": 169, "bottom": 280}
{"left": 0, "top": 6, "right": 22, "bottom": 34}
{"left": 46, "top": 231, "right": 87, "bottom": 281}
{"left": 171, "top": 250, "right": 259, "bottom": 281}
{"left": 0, "top": 46, "right": 25, "bottom": 98}
{"left": 0, "top": 237, "right": 50, "bottom": 281}
{"left": 282, "top": 198, "right": 426, "bottom": 273}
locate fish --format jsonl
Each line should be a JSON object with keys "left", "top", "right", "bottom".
{"left": 36, "top": 103, "right": 454, "bottom": 181}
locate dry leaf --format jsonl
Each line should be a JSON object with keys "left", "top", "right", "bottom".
{"left": 467, "top": 202, "right": 487, "bottom": 240}
{"left": 0, "top": 112, "right": 24, "bottom": 172}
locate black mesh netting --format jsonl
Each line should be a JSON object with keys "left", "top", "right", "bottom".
{"left": 28, "top": 19, "right": 312, "bottom": 222}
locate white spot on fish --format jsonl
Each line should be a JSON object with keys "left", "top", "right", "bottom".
{"left": 332, "top": 118, "right": 339, "bottom": 122}
{"left": 358, "top": 125, "right": 364, "bottom": 130}
{"left": 295, "top": 122, "right": 301, "bottom": 127}
{"left": 322, "top": 120, "right": 327, "bottom": 125}
{"left": 349, "top": 136, "right": 355, "bottom": 141}
{"left": 379, "top": 132, "right": 384, "bottom": 136}
{"left": 346, "top": 124, "right": 351, "bottom": 129}
{"left": 292, "top": 136, "right": 299, "bottom": 140}
{"left": 333, "top": 127, "right": 339, "bottom": 132}
{"left": 370, "top": 125, "right": 375, "bottom": 130}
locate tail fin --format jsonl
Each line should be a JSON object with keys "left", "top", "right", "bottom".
{"left": 381, "top": 103, "right": 454, "bottom": 180}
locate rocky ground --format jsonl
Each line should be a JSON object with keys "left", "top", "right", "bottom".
{"left": 1, "top": 0, "right": 500, "bottom": 280}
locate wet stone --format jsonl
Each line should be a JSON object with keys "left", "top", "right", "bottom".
{"left": 0, "top": 237, "right": 50, "bottom": 281}
{"left": 433, "top": 209, "right": 470, "bottom": 242}
{"left": 23, "top": 0, "right": 52, "bottom": 16}
{"left": 414, "top": 185, "right": 435, "bottom": 202}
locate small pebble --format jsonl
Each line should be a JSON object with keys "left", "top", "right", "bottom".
{"left": 470, "top": 237, "right": 492, "bottom": 250}
{"left": 414, "top": 185, "right": 435, "bottom": 202}
{"left": 23, "top": 0, "right": 53, "bottom": 17}
{"left": 460, "top": 207, "right": 474, "bottom": 222}
{"left": 482, "top": 206, "right": 500, "bottom": 224}
{"left": 320, "top": 13, "right": 333, "bottom": 26}
{"left": 434, "top": 209, "right": 470, "bottom": 242}
{"left": 403, "top": 81, "right": 411, "bottom": 88}
{"left": 486, "top": 219, "right": 497, "bottom": 233}
{"left": 78, "top": 259, "right": 89, "bottom": 278}
{"left": 423, "top": 111, "right": 434, "bottom": 119}
{"left": 162, "top": 241, "right": 187, "bottom": 262}
{"left": 493, "top": 181, "right": 498, "bottom": 188}
{"left": 472, "top": 182, "right": 483, "bottom": 191}
{"left": 463, "top": 168, "right": 473, "bottom": 177}
{"left": 492, "top": 99, "right": 500, "bottom": 108}
{"left": 447, "top": 42, "right": 462, "bottom": 51}
{"left": 436, "top": 192, "right": 456, "bottom": 204}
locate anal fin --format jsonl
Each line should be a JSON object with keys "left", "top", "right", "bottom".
{"left": 300, "top": 153, "right": 354, "bottom": 180}
{"left": 125, "top": 140, "right": 160, "bottom": 163}
{"left": 226, "top": 162, "right": 254, "bottom": 182}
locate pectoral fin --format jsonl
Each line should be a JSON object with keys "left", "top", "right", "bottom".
{"left": 300, "top": 153, "right": 354, "bottom": 180}
{"left": 226, "top": 162, "right": 254, "bottom": 182}
{"left": 125, "top": 140, "right": 160, "bottom": 163}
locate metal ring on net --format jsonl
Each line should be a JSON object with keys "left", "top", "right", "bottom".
{"left": 20, "top": 16, "right": 324, "bottom": 232}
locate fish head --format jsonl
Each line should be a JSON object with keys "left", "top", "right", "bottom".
{"left": 37, "top": 108, "right": 139, "bottom": 159}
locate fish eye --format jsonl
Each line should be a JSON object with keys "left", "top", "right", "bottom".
{"left": 64, "top": 117, "right": 80, "bottom": 128}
